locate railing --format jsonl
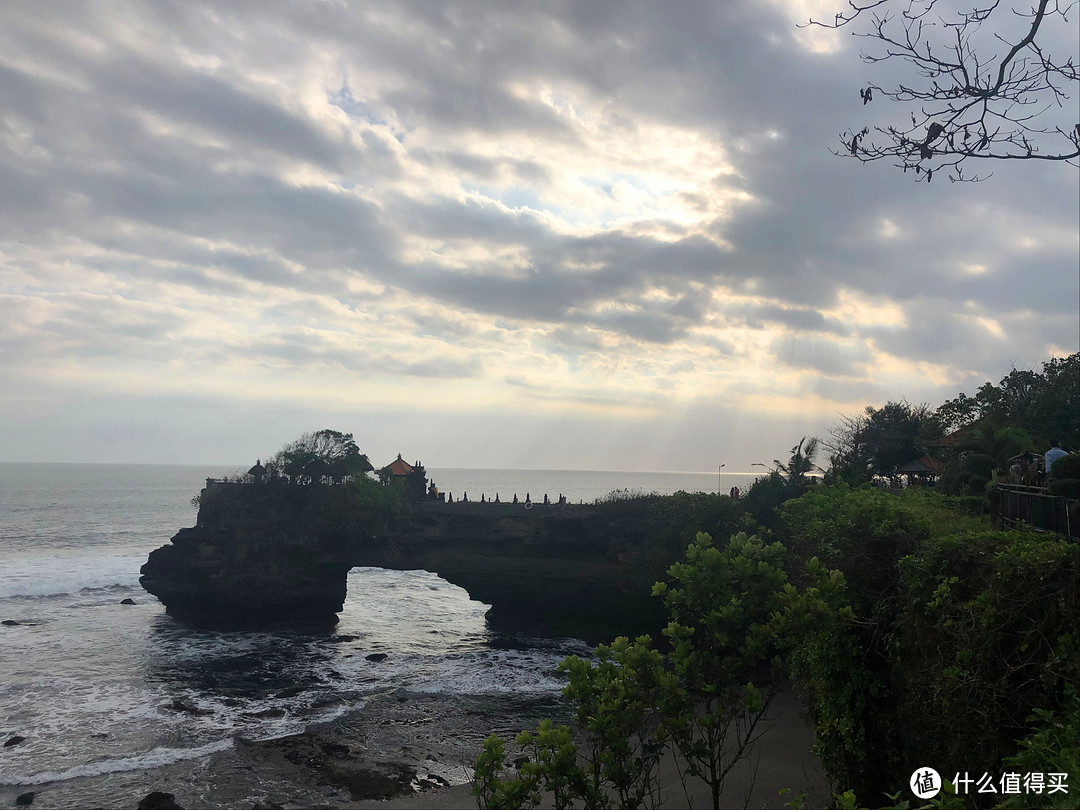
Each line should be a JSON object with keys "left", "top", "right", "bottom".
{"left": 996, "top": 484, "right": 1077, "bottom": 538}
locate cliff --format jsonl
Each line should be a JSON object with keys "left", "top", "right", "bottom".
{"left": 391, "top": 502, "right": 670, "bottom": 640}
{"left": 140, "top": 482, "right": 396, "bottom": 626}
{"left": 141, "top": 484, "right": 694, "bottom": 638}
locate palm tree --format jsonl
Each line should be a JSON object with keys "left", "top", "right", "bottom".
{"left": 954, "top": 421, "right": 1037, "bottom": 482}
{"left": 754, "top": 436, "right": 825, "bottom": 489}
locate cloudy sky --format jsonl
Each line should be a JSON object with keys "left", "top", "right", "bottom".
{"left": 2, "top": 1, "right": 1077, "bottom": 471}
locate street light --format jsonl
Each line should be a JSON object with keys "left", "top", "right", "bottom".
{"left": 718, "top": 464, "right": 726, "bottom": 494}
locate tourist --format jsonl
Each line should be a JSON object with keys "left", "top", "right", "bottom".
{"left": 1045, "top": 441, "right": 1068, "bottom": 480}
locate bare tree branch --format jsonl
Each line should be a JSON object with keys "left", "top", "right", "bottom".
{"left": 806, "top": 0, "right": 1080, "bottom": 181}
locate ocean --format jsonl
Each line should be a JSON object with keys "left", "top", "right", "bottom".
{"left": 0, "top": 462, "right": 757, "bottom": 806}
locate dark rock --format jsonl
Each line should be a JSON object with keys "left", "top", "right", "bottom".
{"left": 2, "top": 620, "right": 19, "bottom": 626}
{"left": 139, "top": 482, "right": 672, "bottom": 640}
{"left": 169, "top": 699, "right": 209, "bottom": 715}
{"left": 246, "top": 707, "right": 287, "bottom": 718}
{"left": 274, "top": 685, "right": 306, "bottom": 699}
{"left": 4, "top": 735, "right": 26, "bottom": 747}
{"left": 251, "top": 802, "right": 284, "bottom": 810}
{"left": 137, "top": 792, "right": 184, "bottom": 810}
{"left": 139, "top": 486, "right": 359, "bottom": 626}
{"left": 120, "top": 598, "right": 136, "bottom": 605}
{"left": 365, "top": 653, "right": 388, "bottom": 662}
{"left": 329, "top": 634, "right": 358, "bottom": 643}
{"left": 15, "top": 792, "right": 35, "bottom": 806}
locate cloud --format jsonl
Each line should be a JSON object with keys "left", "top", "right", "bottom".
{"left": 772, "top": 334, "right": 873, "bottom": 378}
{"left": 0, "top": 0, "right": 1075, "bottom": 468}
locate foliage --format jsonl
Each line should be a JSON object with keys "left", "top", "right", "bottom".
{"left": 560, "top": 637, "right": 677, "bottom": 809}
{"left": 744, "top": 438, "right": 827, "bottom": 531}
{"left": 939, "top": 420, "right": 1038, "bottom": 496}
{"left": 898, "top": 529, "right": 1080, "bottom": 783}
{"left": 779, "top": 486, "right": 933, "bottom": 803}
{"left": 807, "top": 0, "right": 1080, "bottom": 182}
{"left": 863, "top": 401, "right": 940, "bottom": 475}
{"left": 825, "top": 401, "right": 940, "bottom": 481}
{"left": 648, "top": 491, "right": 743, "bottom": 555}
{"left": 1002, "top": 685, "right": 1080, "bottom": 810}
{"left": 473, "top": 531, "right": 791, "bottom": 810}
{"left": 782, "top": 559, "right": 886, "bottom": 802}
{"left": 779, "top": 483, "right": 1078, "bottom": 804}
{"left": 781, "top": 484, "right": 931, "bottom": 604}
{"left": 741, "top": 471, "right": 801, "bottom": 533}
{"left": 594, "top": 488, "right": 661, "bottom": 505}
{"left": 654, "top": 531, "right": 790, "bottom": 810}
{"left": 265, "top": 429, "right": 373, "bottom": 485}
{"left": 936, "top": 354, "right": 1080, "bottom": 446}
{"left": 405, "top": 461, "right": 429, "bottom": 502}
{"left": 756, "top": 436, "right": 825, "bottom": 488}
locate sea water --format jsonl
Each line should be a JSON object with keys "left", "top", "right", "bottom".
{"left": 0, "top": 463, "right": 749, "bottom": 798}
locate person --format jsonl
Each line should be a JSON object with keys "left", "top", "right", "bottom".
{"left": 1045, "top": 441, "right": 1068, "bottom": 480}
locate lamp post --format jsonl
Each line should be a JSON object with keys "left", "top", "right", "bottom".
{"left": 718, "top": 464, "right": 726, "bottom": 495}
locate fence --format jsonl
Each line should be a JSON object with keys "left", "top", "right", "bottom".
{"left": 996, "top": 484, "right": 1077, "bottom": 538}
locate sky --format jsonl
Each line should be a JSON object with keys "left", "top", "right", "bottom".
{"left": 1, "top": 1, "right": 1077, "bottom": 472}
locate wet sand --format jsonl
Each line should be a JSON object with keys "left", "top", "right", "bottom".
{"left": 3, "top": 689, "right": 829, "bottom": 809}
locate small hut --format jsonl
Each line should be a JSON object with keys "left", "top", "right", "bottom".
{"left": 247, "top": 459, "right": 267, "bottom": 483}
{"left": 895, "top": 457, "right": 939, "bottom": 486}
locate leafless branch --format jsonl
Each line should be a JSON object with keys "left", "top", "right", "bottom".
{"left": 806, "top": 0, "right": 1080, "bottom": 181}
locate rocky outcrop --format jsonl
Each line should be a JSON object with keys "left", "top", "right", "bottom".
{"left": 140, "top": 483, "right": 393, "bottom": 626}
{"left": 393, "top": 502, "right": 669, "bottom": 640}
{"left": 141, "top": 484, "right": 676, "bottom": 638}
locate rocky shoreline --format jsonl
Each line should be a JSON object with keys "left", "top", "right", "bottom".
{"left": 2, "top": 688, "right": 829, "bottom": 809}
{"left": 0, "top": 691, "right": 570, "bottom": 810}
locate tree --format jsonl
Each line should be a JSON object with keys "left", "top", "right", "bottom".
{"left": 823, "top": 411, "right": 874, "bottom": 485}
{"left": 473, "top": 532, "right": 791, "bottom": 810}
{"left": 743, "top": 437, "right": 826, "bottom": 532}
{"left": 939, "top": 419, "right": 1038, "bottom": 494}
{"left": 755, "top": 436, "right": 825, "bottom": 488}
{"left": 266, "top": 429, "right": 373, "bottom": 485}
{"left": 653, "top": 532, "right": 789, "bottom": 810}
{"left": 808, "top": 0, "right": 1080, "bottom": 181}
{"left": 560, "top": 637, "right": 677, "bottom": 810}
{"left": 862, "top": 400, "right": 939, "bottom": 474}
{"left": 935, "top": 353, "right": 1080, "bottom": 445}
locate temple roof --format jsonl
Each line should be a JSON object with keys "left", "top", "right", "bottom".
{"left": 381, "top": 453, "right": 415, "bottom": 476}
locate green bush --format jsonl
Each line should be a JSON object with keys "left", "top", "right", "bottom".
{"left": 778, "top": 485, "right": 1077, "bottom": 805}
{"left": 898, "top": 529, "right": 1080, "bottom": 783}
{"left": 1050, "top": 453, "right": 1080, "bottom": 480}
{"left": 780, "top": 484, "right": 932, "bottom": 605}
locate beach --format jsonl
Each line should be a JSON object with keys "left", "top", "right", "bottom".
{"left": 3, "top": 689, "right": 829, "bottom": 809}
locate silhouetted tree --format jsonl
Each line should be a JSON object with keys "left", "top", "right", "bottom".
{"left": 808, "top": 0, "right": 1079, "bottom": 181}
{"left": 935, "top": 353, "right": 1080, "bottom": 445}
{"left": 266, "top": 429, "right": 373, "bottom": 485}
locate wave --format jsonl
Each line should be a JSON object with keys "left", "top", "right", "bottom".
{"left": 3, "top": 738, "right": 234, "bottom": 786}
{"left": 0, "top": 552, "right": 146, "bottom": 598}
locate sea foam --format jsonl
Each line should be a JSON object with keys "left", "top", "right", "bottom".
{"left": 0, "top": 552, "right": 146, "bottom": 598}
{"left": 5, "top": 739, "right": 234, "bottom": 785}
